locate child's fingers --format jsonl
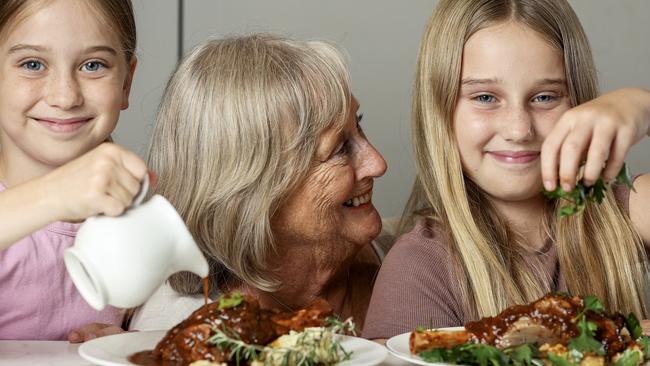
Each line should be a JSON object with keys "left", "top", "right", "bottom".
{"left": 119, "top": 148, "right": 148, "bottom": 182}
{"left": 68, "top": 323, "right": 124, "bottom": 343}
{"left": 113, "top": 168, "right": 143, "bottom": 204}
{"left": 108, "top": 179, "right": 138, "bottom": 213}
{"left": 100, "top": 194, "right": 131, "bottom": 217}
{"left": 93, "top": 325, "right": 124, "bottom": 339}
{"left": 541, "top": 118, "right": 572, "bottom": 191}
{"left": 558, "top": 124, "right": 592, "bottom": 191}
{"left": 602, "top": 130, "right": 634, "bottom": 182}
{"left": 582, "top": 125, "right": 616, "bottom": 186}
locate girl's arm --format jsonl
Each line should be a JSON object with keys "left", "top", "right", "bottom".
{"left": 0, "top": 143, "right": 147, "bottom": 251}
{"left": 541, "top": 87, "right": 650, "bottom": 192}
{"left": 0, "top": 177, "right": 62, "bottom": 250}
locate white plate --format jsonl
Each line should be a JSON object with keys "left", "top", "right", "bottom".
{"left": 79, "top": 330, "right": 388, "bottom": 366}
{"left": 385, "top": 327, "right": 464, "bottom": 366}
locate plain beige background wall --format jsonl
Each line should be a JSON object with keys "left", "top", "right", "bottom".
{"left": 116, "top": 1, "right": 178, "bottom": 156}
{"left": 116, "top": 0, "right": 650, "bottom": 218}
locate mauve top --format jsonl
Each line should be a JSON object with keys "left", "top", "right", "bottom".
{"left": 0, "top": 182, "right": 123, "bottom": 340}
{"left": 362, "top": 182, "right": 647, "bottom": 339}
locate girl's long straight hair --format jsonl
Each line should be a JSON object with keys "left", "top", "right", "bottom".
{"left": 406, "top": 0, "right": 649, "bottom": 319}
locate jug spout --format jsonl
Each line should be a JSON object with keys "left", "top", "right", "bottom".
{"left": 175, "top": 234, "right": 209, "bottom": 279}
{"left": 189, "top": 255, "right": 209, "bottom": 279}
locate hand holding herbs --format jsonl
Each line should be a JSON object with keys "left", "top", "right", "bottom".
{"left": 543, "top": 163, "right": 634, "bottom": 217}
{"left": 541, "top": 88, "right": 650, "bottom": 197}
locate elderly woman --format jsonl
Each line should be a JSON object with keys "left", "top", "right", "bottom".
{"left": 128, "top": 34, "right": 387, "bottom": 331}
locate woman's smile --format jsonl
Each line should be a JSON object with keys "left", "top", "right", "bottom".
{"left": 33, "top": 116, "right": 93, "bottom": 134}
{"left": 343, "top": 189, "right": 373, "bottom": 208}
{"left": 487, "top": 150, "right": 540, "bottom": 165}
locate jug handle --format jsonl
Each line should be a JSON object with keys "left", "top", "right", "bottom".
{"left": 132, "top": 174, "right": 150, "bottom": 207}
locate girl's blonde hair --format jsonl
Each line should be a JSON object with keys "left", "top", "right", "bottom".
{"left": 147, "top": 34, "right": 351, "bottom": 294}
{"left": 0, "top": 0, "right": 136, "bottom": 63}
{"left": 407, "top": 0, "right": 648, "bottom": 319}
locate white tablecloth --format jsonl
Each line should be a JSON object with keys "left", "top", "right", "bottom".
{"left": 0, "top": 340, "right": 410, "bottom": 366}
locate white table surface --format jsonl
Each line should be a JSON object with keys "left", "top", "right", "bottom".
{"left": 0, "top": 340, "right": 411, "bottom": 366}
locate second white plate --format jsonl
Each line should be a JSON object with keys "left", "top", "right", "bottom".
{"left": 385, "top": 327, "right": 465, "bottom": 366}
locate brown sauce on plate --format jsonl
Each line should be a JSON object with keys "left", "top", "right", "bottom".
{"left": 128, "top": 350, "right": 183, "bottom": 366}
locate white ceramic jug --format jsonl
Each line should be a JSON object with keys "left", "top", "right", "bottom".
{"left": 64, "top": 176, "right": 209, "bottom": 310}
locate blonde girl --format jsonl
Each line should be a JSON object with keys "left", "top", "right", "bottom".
{"left": 364, "top": 0, "right": 650, "bottom": 338}
{"left": 0, "top": 0, "right": 147, "bottom": 340}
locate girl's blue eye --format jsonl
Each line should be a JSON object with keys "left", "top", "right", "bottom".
{"left": 22, "top": 60, "right": 43, "bottom": 72}
{"left": 475, "top": 94, "right": 496, "bottom": 103}
{"left": 81, "top": 62, "right": 105, "bottom": 72}
{"left": 533, "top": 94, "right": 556, "bottom": 103}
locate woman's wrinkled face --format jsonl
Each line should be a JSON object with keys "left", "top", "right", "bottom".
{"left": 454, "top": 21, "right": 571, "bottom": 202}
{"left": 272, "top": 97, "right": 387, "bottom": 252}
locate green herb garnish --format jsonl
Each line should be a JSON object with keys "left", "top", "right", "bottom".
{"left": 420, "top": 343, "right": 506, "bottom": 366}
{"left": 419, "top": 343, "right": 540, "bottom": 366}
{"left": 583, "top": 295, "right": 605, "bottom": 313}
{"left": 567, "top": 295, "right": 605, "bottom": 356}
{"left": 568, "top": 316, "right": 605, "bottom": 356}
{"left": 613, "top": 348, "right": 642, "bottom": 366}
{"left": 544, "top": 163, "right": 634, "bottom": 217}
{"left": 637, "top": 336, "right": 650, "bottom": 356}
{"left": 218, "top": 291, "right": 243, "bottom": 310}
{"left": 507, "top": 344, "right": 540, "bottom": 366}
{"left": 626, "top": 312, "right": 643, "bottom": 340}
{"left": 546, "top": 352, "right": 572, "bottom": 366}
{"left": 207, "top": 317, "right": 355, "bottom": 366}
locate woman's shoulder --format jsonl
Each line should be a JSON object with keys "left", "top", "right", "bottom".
{"left": 387, "top": 216, "right": 454, "bottom": 260}
{"left": 379, "top": 216, "right": 457, "bottom": 290}
{"left": 362, "top": 217, "right": 465, "bottom": 338}
{"left": 625, "top": 173, "right": 650, "bottom": 243}
{"left": 129, "top": 282, "right": 209, "bottom": 331}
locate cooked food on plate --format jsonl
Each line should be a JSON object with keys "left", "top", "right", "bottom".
{"left": 129, "top": 292, "right": 355, "bottom": 366}
{"left": 410, "top": 293, "right": 649, "bottom": 366}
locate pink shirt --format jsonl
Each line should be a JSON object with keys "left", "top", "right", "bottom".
{"left": 0, "top": 182, "right": 123, "bottom": 340}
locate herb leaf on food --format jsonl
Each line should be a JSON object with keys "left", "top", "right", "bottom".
{"left": 546, "top": 353, "right": 573, "bottom": 366}
{"left": 626, "top": 312, "right": 643, "bottom": 340}
{"left": 583, "top": 295, "right": 604, "bottom": 313}
{"left": 218, "top": 291, "right": 243, "bottom": 310}
{"left": 637, "top": 336, "right": 650, "bottom": 358}
{"left": 506, "top": 344, "right": 537, "bottom": 366}
{"left": 613, "top": 348, "right": 642, "bottom": 366}
{"left": 568, "top": 317, "right": 605, "bottom": 356}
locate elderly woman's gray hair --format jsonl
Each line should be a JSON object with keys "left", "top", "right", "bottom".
{"left": 147, "top": 34, "right": 352, "bottom": 294}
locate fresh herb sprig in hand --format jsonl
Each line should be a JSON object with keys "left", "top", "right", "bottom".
{"left": 544, "top": 163, "right": 634, "bottom": 217}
